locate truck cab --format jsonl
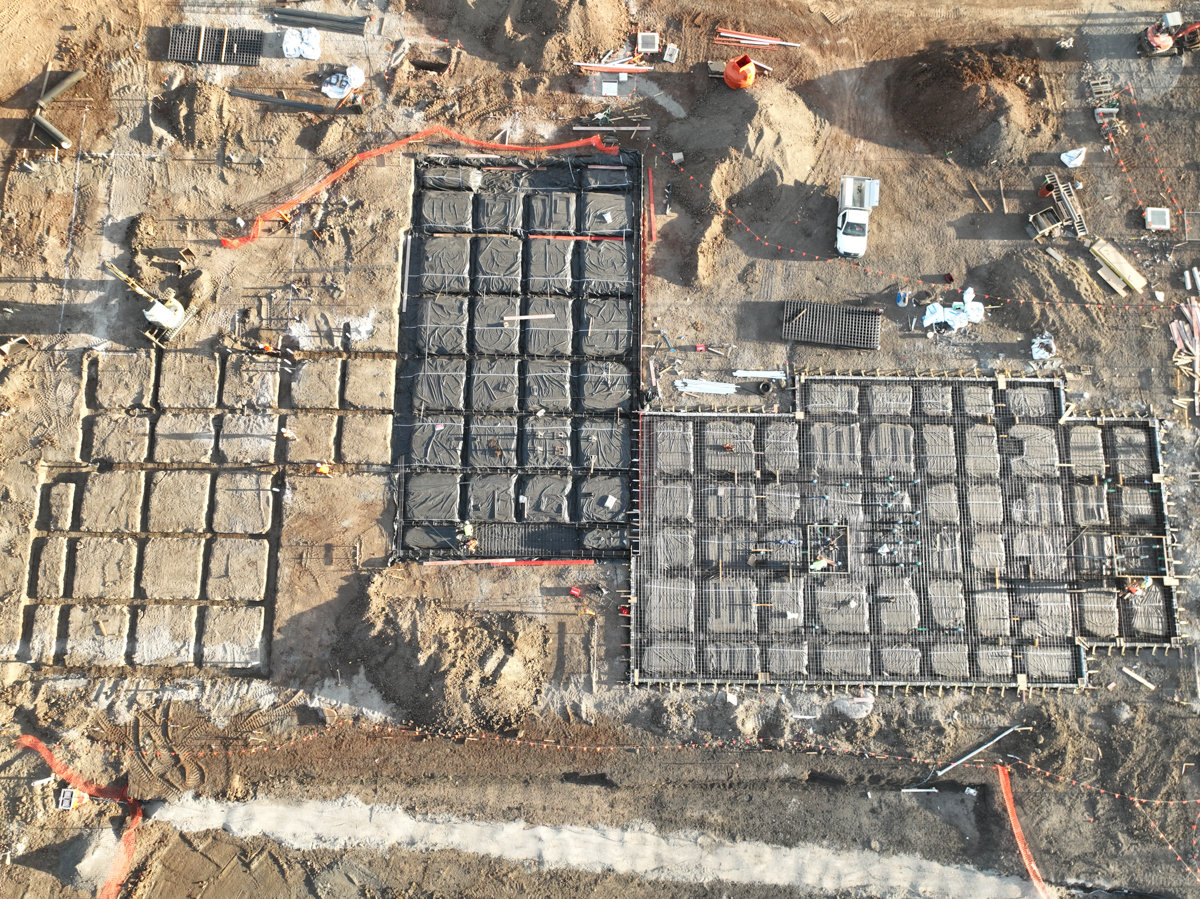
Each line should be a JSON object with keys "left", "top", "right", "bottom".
{"left": 835, "top": 175, "right": 879, "bottom": 259}
{"left": 836, "top": 209, "right": 870, "bottom": 258}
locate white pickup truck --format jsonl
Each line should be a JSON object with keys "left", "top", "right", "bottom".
{"left": 835, "top": 175, "right": 880, "bottom": 259}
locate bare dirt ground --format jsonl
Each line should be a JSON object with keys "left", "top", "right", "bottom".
{"left": 1, "top": 0, "right": 1200, "bottom": 897}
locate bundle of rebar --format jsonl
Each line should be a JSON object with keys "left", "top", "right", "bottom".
{"left": 713, "top": 27, "right": 801, "bottom": 49}
{"left": 271, "top": 7, "right": 368, "bottom": 35}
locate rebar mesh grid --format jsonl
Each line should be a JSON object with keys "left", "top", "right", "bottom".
{"left": 782, "top": 300, "right": 882, "bottom": 350}
{"left": 166, "top": 24, "right": 264, "bottom": 66}
{"left": 630, "top": 377, "right": 1178, "bottom": 687}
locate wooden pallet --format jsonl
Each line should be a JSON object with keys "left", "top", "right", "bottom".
{"left": 1046, "top": 172, "right": 1088, "bottom": 237}
{"left": 1088, "top": 76, "right": 1116, "bottom": 106}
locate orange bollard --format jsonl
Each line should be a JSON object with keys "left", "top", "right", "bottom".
{"left": 724, "top": 54, "right": 756, "bottom": 90}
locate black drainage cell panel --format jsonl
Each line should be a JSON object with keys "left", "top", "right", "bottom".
{"left": 782, "top": 300, "right": 882, "bottom": 351}
{"left": 167, "top": 24, "right": 264, "bottom": 67}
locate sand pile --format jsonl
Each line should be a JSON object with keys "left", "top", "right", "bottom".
{"left": 412, "top": 0, "right": 629, "bottom": 73}
{"left": 663, "top": 80, "right": 822, "bottom": 284}
{"left": 888, "top": 42, "right": 1040, "bottom": 153}
{"left": 345, "top": 575, "right": 549, "bottom": 730}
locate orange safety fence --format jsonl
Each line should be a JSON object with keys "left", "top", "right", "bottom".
{"left": 995, "top": 763, "right": 1051, "bottom": 899}
{"left": 16, "top": 734, "right": 144, "bottom": 899}
{"left": 221, "top": 126, "right": 618, "bottom": 250}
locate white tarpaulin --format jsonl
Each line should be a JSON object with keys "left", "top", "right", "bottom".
{"left": 924, "top": 289, "right": 985, "bottom": 332}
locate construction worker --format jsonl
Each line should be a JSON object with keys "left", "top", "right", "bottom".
{"left": 253, "top": 341, "right": 282, "bottom": 357}
{"left": 280, "top": 427, "right": 298, "bottom": 440}
{"left": 315, "top": 463, "right": 332, "bottom": 478}
{"left": 1126, "top": 575, "right": 1152, "bottom": 597}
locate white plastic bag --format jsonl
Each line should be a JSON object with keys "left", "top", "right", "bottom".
{"left": 1060, "top": 147, "right": 1086, "bottom": 168}
{"left": 345, "top": 65, "right": 365, "bottom": 89}
{"left": 282, "top": 27, "right": 321, "bottom": 60}
{"left": 1031, "top": 332, "right": 1057, "bottom": 360}
{"left": 282, "top": 28, "right": 302, "bottom": 58}
{"left": 321, "top": 73, "right": 351, "bottom": 99}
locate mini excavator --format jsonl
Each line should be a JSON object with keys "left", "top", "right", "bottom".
{"left": 1138, "top": 12, "right": 1200, "bottom": 57}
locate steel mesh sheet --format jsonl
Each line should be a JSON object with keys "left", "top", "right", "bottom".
{"left": 782, "top": 300, "right": 882, "bottom": 350}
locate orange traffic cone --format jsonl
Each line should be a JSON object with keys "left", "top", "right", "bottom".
{"left": 724, "top": 54, "right": 756, "bottom": 90}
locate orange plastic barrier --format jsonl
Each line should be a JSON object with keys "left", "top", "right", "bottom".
{"left": 995, "top": 764, "right": 1051, "bottom": 899}
{"left": 724, "top": 54, "right": 756, "bottom": 90}
{"left": 221, "top": 126, "right": 617, "bottom": 250}
{"left": 16, "top": 735, "right": 144, "bottom": 899}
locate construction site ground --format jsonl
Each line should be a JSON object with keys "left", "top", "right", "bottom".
{"left": 1, "top": 0, "right": 1200, "bottom": 897}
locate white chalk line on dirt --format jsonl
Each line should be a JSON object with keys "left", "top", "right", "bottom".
{"left": 151, "top": 795, "right": 1036, "bottom": 898}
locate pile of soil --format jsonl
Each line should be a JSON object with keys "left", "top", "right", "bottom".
{"left": 888, "top": 42, "right": 1040, "bottom": 151}
{"left": 662, "top": 80, "right": 822, "bottom": 286}
{"left": 343, "top": 574, "right": 549, "bottom": 730}
{"left": 410, "top": 0, "right": 630, "bottom": 73}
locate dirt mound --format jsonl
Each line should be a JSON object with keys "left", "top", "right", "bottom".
{"left": 663, "top": 80, "right": 822, "bottom": 286}
{"left": 888, "top": 43, "right": 1040, "bottom": 151}
{"left": 163, "top": 80, "right": 232, "bottom": 149}
{"left": 411, "top": 0, "right": 629, "bottom": 73}
{"left": 343, "top": 572, "right": 548, "bottom": 730}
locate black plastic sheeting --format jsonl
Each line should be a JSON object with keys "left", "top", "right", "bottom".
{"left": 523, "top": 416, "right": 572, "bottom": 468}
{"left": 579, "top": 240, "right": 633, "bottom": 297}
{"left": 416, "top": 296, "right": 468, "bottom": 354}
{"left": 582, "top": 166, "right": 634, "bottom": 190}
{"left": 642, "top": 643, "right": 696, "bottom": 676}
{"left": 408, "top": 418, "right": 464, "bottom": 467}
{"left": 420, "top": 192, "right": 473, "bottom": 232}
{"left": 527, "top": 193, "right": 576, "bottom": 233}
{"left": 472, "top": 296, "right": 520, "bottom": 354}
{"left": 581, "top": 193, "right": 632, "bottom": 235}
{"left": 523, "top": 361, "right": 572, "bottom": 412}
{"left": 466, "top": 474, "right": 517, "bottom": 521}
{"left": 405, "top": 473, "right": 460, "bottom": 521}
{"left": 418, "top": 236, "right": 471, "bottom": 294}
{"left": 398, "top": 152, "right": 640, "bottom": 564}
{"left": 579, "top": 299, "right": 632, "bottom": 356}
{"left": 578, "top": 362, "right": 632, "bottom": 411}
{"left": 474, "top": 236, "right": 522, "bottom": 294}
{"left": 523, "top": 297, "right": 573, "bottom": 356}
{"left": 422, "top": 167, "right": 483, "bottom": 191}
{"left": 578, "top": 475, "right": 628, "bottom": 523}
{"left": 470, "top": 358, "right": 519, "bottom": 412}
{"left": 476, "top": 192, "right": 523, "bottom": 233}
{"left": 403, "top": 525, "right": 460, "bottom": 550}
{"left": 654, "top": 420, "right": 694, "bottom": 475}
{"left": 467, "top": 416, "right": 518, "bottom": 468}
{"left": 577, "top": 419, "right": 630, "bottom": 469}
{"left": 583, "top": 528, "right": 628, "bottom": 550}
{"left": 526, "top": 238, "right": 574, "bottom": 296}
{"left": 413, "top": 358, "right": 467, "bottom": 410}
{"left": 520, "top": 475, "right": 572, "bottom": 522}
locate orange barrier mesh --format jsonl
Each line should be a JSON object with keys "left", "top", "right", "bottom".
{"left": 17, "top": 734, "right": 144, "bottom": 899}
{"left": 996, "top": 763, "right": 1052, "bottom": 899}
{"left": 221, "top": 126, "right": 618, "bottom": 250}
